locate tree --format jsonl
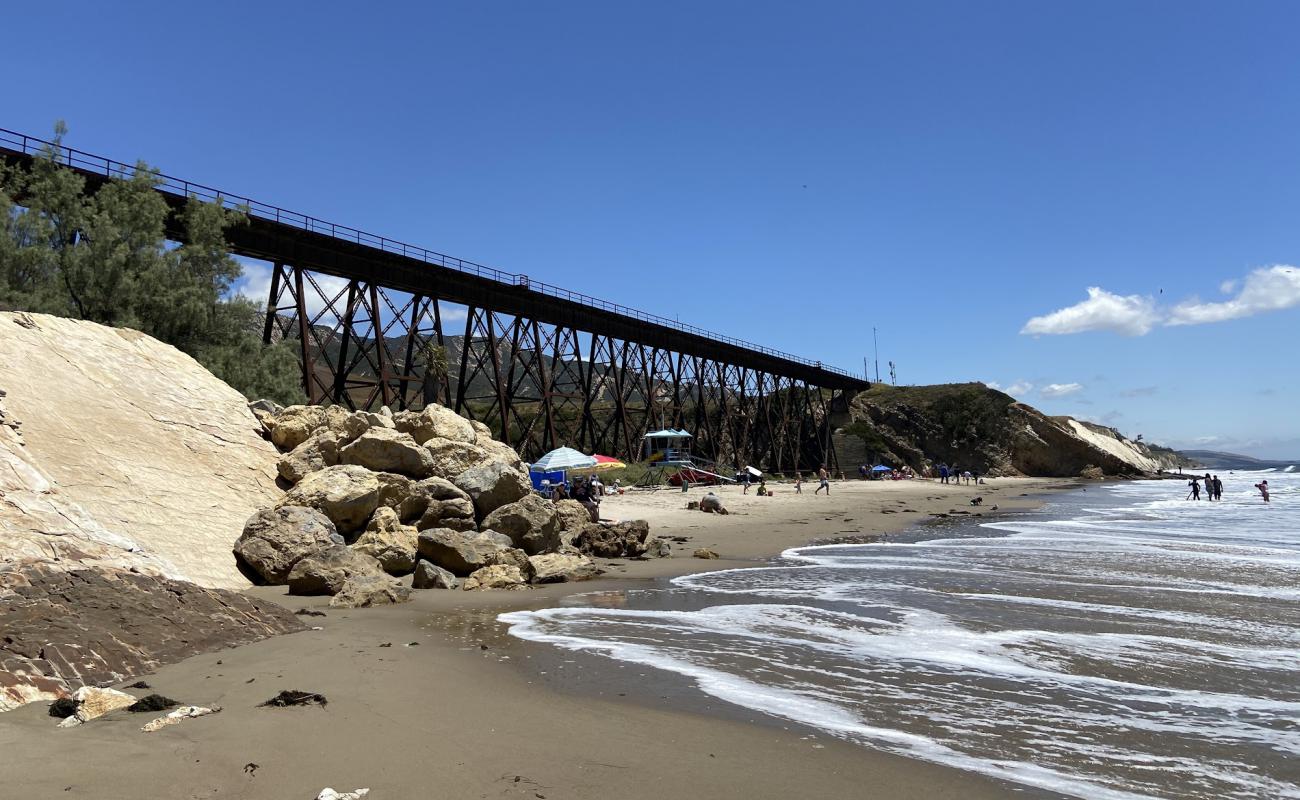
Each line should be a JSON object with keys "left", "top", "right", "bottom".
{"left": 0, "top": 123, "right": 305, "bottom": 405}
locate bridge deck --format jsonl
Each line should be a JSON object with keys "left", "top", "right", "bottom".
{"left": 0, "top": 127, "right": 867, "bottom": 392}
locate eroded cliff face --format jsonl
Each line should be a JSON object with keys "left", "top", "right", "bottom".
{"left": 0, "top": 312, "right": 297, "bottom": 712}
{"left": 0, "top": 311, "right": 282, "bottom": 589}
{"left": 844, "top": 383, "right": 1180, "bottom": 477}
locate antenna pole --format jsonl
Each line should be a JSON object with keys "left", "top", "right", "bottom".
{"left": 873, "top": 327, "right": 881, "bottom": 384}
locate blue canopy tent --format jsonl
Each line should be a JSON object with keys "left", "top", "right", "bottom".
{"left": 529, "top": 469, "right": 568, "bottom": 493}
{"left": 872, "top": 465, "right": 893, "bottom": 472}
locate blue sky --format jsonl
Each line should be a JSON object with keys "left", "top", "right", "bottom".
{"left": 6, "top": 1, "right": 1299, "bottom": 457}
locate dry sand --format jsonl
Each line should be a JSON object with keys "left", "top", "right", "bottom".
{"left": 2, "top": 476, "right": 1075, "bottom": 799}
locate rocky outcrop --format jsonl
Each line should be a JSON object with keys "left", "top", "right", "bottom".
{"left": 234, "top": 506, "right": 343, "bottom": 584}
{"left": 0, "top": 312, "right": 282, "bottom": 589}
{"left": 425, "top": 438, "right": 490, "bottom": 478}
{"left": 55, "top": 685, "right": 138, "bottom": 727}
{"left": 328, "top": 574, "right": 412, "bottom": 608}
{"left": 351, "top": 508, "right": 419, "bottom": 574}
{"left": 277, "top": 431, "right": 341, "bottom": 484}
{"left": 0, "top": 565, "right": 303, "bottom": 713}
{"left": 287, "top": 546, "right": 385, "bottom": 595}
{"left": 572, "top": 520, "right": 652, "bottom": 558}
{"left": 528, "top": 553, "right": 600, "bottom": 583}
{"left": 481, "top": 494, "right": 562, "bottom": 555}
{"left": 393, "top": 404, "right": 476, "bottom": 444}
{"left": 279, "top": 465, "right": 382, "bottom": 535}
{"left": 411, "top": 560, "right": 458, "bottom": 590}
{"left": 416, "top": 529, "right": 513, "bottom": 576}
{"left": 463, "top": 564, "right": 527, "bottom": 591}
{"left": 340, "top": 428, "right": 437, "bottom": 478}
{"left": 844, "top": 383, "right": 1185, "bottom": 478}
{"left": 453, "top": 460, "right": 530, "bottom": 517}
{"left": 554, "top": 499, "right": 592, "bottom": 532}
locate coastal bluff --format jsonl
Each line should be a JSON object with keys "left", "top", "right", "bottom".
{"left": 0, "top": 312, "right": 297, "bottom": 711}
{"left": 841, "top": 382, "right": 1186, "bottom": 477}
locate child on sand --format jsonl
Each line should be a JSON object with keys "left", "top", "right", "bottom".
{"left": 794, "top": 474, "right": 803, "bottom": 494}
{"left": 815, "top": 465, "right": 830, "bottom": 495}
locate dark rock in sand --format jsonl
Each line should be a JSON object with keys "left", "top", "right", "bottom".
{"left": 48, "top": 697, "right": 77, "bottom": 718}
{"left": 127, "top": 694, "right": 178, "bottom": 712}
{"left": 572, "top": 520, "right": 652, "bottom": 558}
{"left": 259, "top": 689, "right": 327, "bottom": 708}
{"left": 286, "top": 545, "right": 385, "bottom": 596}
{"left": 411, "top": 560, "right": 458, "bottom": 590}
{"left": 0, "top": 565, "right": 304, "bottom": 713}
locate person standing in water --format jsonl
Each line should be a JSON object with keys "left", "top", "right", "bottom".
{"left": 1204, "top": 473, "right": 1214, "bottom": 501}
{"left": 1255, "top": 480, "right": 1270, "bottom": 502}
{"left": 1212, "top": 475, "right": 1223, "bottom": 500}
{"left": 1189, "top": 478, "right": 1201, "bottom": 500}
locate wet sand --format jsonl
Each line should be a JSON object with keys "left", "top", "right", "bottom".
{"left": 2, "top": 476, "right": 1073, "bottom": 799}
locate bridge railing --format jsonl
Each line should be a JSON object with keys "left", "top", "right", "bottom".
{"left": 0, "top": 126, "right": 859, "bottom": 380}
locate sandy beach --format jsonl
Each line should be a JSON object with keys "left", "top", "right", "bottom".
{"left": 2, "top": 476, "right": 1075, "bottom": 799}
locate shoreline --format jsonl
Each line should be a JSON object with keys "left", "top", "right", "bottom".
{"left": 3, "top": 476, "right": 1079, "bottom": 799}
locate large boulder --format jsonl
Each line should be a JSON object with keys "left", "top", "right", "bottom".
{"left": 425, "top": 438, "right": 490, "bottom": 478}
{"left": 474, "top": 437, "right": 525, "bottom": 472}
{"left": 411, "top": 560, "right": 458, "bottom": 590}
{"left": 279, "top": 465, "right": 381, "bottom": 535}
{"left": 55, "top": 685, "right": 138, "bottom": 728}
{"left": 340, "top": 428, "right": 436, "bottom": 478}
{"left": 352, "top": 507, "right": 419, "bottom": 574}
{"left": 404, "top": 477, "right": 477, "bottom": 529}
{"left": 287, "top": 545, "right": 385, "bottom": 595}
{"left": 416, "top": 529, "right": 513, "bottom": 576}
{"left": 277, "top": 430, "right": 341, "bottom": 484}
{"left": 234, "top": 506, "right": 343, "bottom": 584}
{"left": 393, "top": 404, "right": 476, "bottom": 445}
{"left": 268, "top": 405, "right": 328, "bottom": 450}
{"left": 462, "top": 564, "right": 527, "bottom": 591}
{"left": 481, "top": 494, "right": 562, "bottom": 555}
{"left": 453, "top": 461, "right": 531, "bottom": 518}
{"left": 328, "top": 574, "right": 412, "bottom": 608}
{"left": 572, "top": 520, "right": 652, "bottom": 558}
{"left": 487, "top": 547, "right": 535, "bottom": 581}
{"left": 553, "top": 499, "right": 592, "bottom": 532}
{"left": 374, "top": 472, "right": 414, "bottom": 516}
{"left": 528, "top": 552, "right": 600, "bottom": 584}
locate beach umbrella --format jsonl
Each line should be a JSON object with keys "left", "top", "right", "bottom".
{"left": 584, "top": 454, "right": 627, "bottom": 471}
{"left": 872, "top": 465, "right": 893, "bottom": 472}
{"left": 530, "top": 446, "right": 598, "bottom": 471}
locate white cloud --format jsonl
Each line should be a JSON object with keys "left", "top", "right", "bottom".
{"left": 1020, "top": 287, "right": 1160, "bottom": 336}
{"left": 1005, "top": 380, "right": 1033, "bottom": 396}
{"left": 1022, "top": 265, "right": 1300, "bottom": 336}
{"left": 985, "top": 380, "right": 1002, "bottom": 390}
{"left": 1040, "top": 382, "right": 1083, "bottom": 398}
{"left": 1167, "top": 265, "right": 1300, "bottom": 326}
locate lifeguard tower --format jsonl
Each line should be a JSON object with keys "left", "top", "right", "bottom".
{"left": 639, "top": 429, "right": 732, "bottom": 488}
{"left": 642, "top": 428, "right": 694, "bottom": 464}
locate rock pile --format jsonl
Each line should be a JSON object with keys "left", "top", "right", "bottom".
{"left": 239, "top": 402, "right": 662, "bottom": 600}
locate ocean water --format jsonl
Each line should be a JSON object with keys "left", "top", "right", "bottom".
{"left": 501, "top": 472, "right": 1300, "bottom": 800}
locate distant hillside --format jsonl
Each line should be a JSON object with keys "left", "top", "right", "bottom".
{"left": 1179, "top": 450, "right": 1299, "bottom": 471}
{"left": 840, "top": 382, "right": 1185, "bottom": 478}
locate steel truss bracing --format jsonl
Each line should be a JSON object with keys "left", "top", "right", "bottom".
{"left": 0, "top": 127, "right": 867, "bottom": 475}
{"left": 262, "top": 265, "right": 846, "bottom": 473}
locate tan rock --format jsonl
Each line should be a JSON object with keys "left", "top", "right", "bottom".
{"left": 352, "top": 508, "right": 419, "bottom": 574}
{"left": 140, "top": 704, "right": 221, "bottom": 733}
{"left": 328, "top": 574, "right": 412, "bottom": 608}
{"left": 0, "top": 312, "right": 282, "bottom": 589}
{"left": 425, "top": 438, "right": 490, "bottom": 478}
{"left": 393, "top": 404, "right": 476, "bottom": 444}
{"left": 279, "top": 465, "right": 381, "bottom": 535}
{"left": 462, "top": 563, "right": 527, "bottom": 591}
{"left": 287, "top": 545, "right": 385, "bottom": 595}
{"left": 233, "top": 506, "right": 343, "bottom": 584}
{"left": 56, "top": 686, "right": 137, "bottom": 727}
{"left": 269, "top": 405, "right": 328, "bottom": 450}
{"left": 481, "top": 494, "right": 562, "bottom": 555}
{"left": 527, "top": 552, "right": 600, "bottom": 583}
{"left": 453, "top": 461, "right": 531, "bottom": 517}
{"left": 693, "top": 548, "right": 720, "bottom": 559}
{"left": 277, "top": 430, "right": 341, "bottom": 484}
{"left": 553, "top": 499, "right": 592, "bottom": 532}
{"left": 340, "top": 428, "right": 436, "bottom": 478}
{"left": 416, "top": 529, "right": 513, "bottom": 576}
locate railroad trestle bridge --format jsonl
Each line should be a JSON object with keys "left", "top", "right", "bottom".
{"left": 1, "top": 128, "right": 868, "bottom": 471}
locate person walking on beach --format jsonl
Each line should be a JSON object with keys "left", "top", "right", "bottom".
{"left": 1212, "top": 475, "right": 1223, "bottom": 500}
{"left": 939, "top": 464, "right": 949, "bottom": 484}
{"left": 794, "top": 473, "right": 803, "bottom": 494}
{"left": 1255, "top": 480, "right": 1270, "bottom": 502}
{"left": 815, "top": 465, "right": 830, "bottom": 495}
